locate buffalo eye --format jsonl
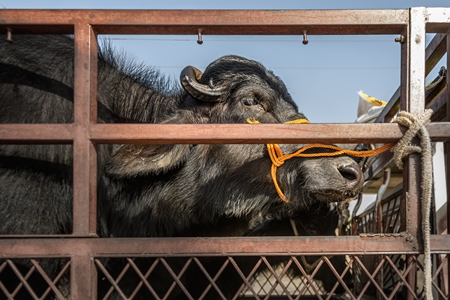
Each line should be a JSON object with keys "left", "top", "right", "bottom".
{"left": 241, "top": 97, "right": 259, "bottom": 106}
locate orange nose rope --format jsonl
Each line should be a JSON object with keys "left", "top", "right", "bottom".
{"left": 247, "top": 118, "right": 395, "bottom": 203}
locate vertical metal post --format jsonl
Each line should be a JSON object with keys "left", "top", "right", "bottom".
{"left": 403, "top": 6, "right": 426, "bottom": 238}
{"left": 71, "top": 254, "right": 97, "bottom": 300}
{"left": 400, "top": 22, "right": 415, "bottom": 300}
{"left": 446, "top": 29, "right": 450, "bottom": 300}
{"left": 403, "top": 7, "right": 427, "bottom": 300}
{"left": 72, "top": 22, "right": 98, "bottom": 237}
{"left": 71, "top": 21, "right": 98, "bottom": 298}
{"left": 399, "top": 26, "right": 408, "bottom": 234}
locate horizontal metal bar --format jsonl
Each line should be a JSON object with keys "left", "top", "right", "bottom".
{"left": 0, "top": 123, "right": 448, "bottom": 144}
{"left": 426, "top": 7, "right": 450, "bottom": 32}
{"left": 0, "top": 9, "right": 408, "bottom": 35}
{"left": 0, "top": 124, "right": 74, "bottom": 143}
{"left": 4, "top": 235, "right": 449, "bottom": 257}
{"left": 90, "top": 123, "right": 411, "bottom": 144}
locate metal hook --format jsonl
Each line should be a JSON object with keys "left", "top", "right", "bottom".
{"left": 197, "top": 28, "right": 203, "bottom": 45}
{"left": 5, "top": 27, "right": 13, "bottom": 43}
{"left": 302, "top": 29, "right": 308, "bottom": 45}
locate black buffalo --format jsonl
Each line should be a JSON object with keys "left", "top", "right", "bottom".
{"left": 0, "top": 35, "right": 363, "bottom": 298}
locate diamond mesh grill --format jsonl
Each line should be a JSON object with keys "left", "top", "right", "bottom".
{"left": 91, "top": 253, "right": 449, "bottom": 299}
{"left": 0, "top": 258, "right": 70, "bottom": 299}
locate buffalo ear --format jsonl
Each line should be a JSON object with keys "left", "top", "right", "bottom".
{"left": 105, "top": 143, "right": 191, "bottom": 178}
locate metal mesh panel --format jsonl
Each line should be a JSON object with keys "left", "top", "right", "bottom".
{"left": 0, "top": 253, "right": 447, "bottom": 299}
{"left": 0, "top": 258, "right": 70, "bottom": 299}
{"left": 92, "top": 253, "right": 450, "bottom": 299}
{"left": 95, "top": 255, "right": 353, "bottom": 299}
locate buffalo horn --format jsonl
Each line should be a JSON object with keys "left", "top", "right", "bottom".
{"left": 180, "top": 66, "right": 225, "bottom": 102}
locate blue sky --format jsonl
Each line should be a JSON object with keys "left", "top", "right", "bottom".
{"left": 3, "top": 1, "right": 449, "bottom": 123}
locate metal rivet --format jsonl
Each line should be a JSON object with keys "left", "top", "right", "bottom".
{"left": 6, "top": 27, "right": 13, "bottom": 43}
{"left": 395, "top": 35, "right": 405, "bottom": 44}
{"left": 197, "top": 28, "right": 203, "bottom": 45}
{"left": 302, "top": 29, "right": 308, "bottom": 45}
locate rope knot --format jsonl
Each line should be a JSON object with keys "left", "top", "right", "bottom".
{"left": 392, "top": 109, "right": 433, "bottom": 170}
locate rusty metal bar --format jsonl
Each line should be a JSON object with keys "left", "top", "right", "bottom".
{"left": 402, "top": 9, "right": 427, "bottom": 300}
{"left": 86, "top": 28, "right": 99, "bottom": 237}
{"left": 10, "top": 236, "right": 450, "bottom": 257}
{"left": 406, "top": 255, "right": 416, "bottom": 300}
{"left": 71, "top": 253, "right": 96, "bottom": 300}
{"left": 72, "top": 22, "right": 98, "bottom": 237}
{"left": 71, "top": 21, "right": 98, "bottom": 300}
{"left": 398, "top": 25, "right": 409, "bottom": 235}
{"left": 90, "top": 123, "right": 449, "bottom": 144}
{"left": 402, "top": 6, "right": 426, "bottom": 239}
{"left": 1, "top": 122, "right": 448, "bottom": 145}
{"left": 92, "top": 123, "right": 405, "bottom": 144}
{"left": 446, "top": 29, "right": 450, "bottom": 300}
{"left": 0, "top": 124, "right": 74, "bottom": 143}
{"left": 0, "top": 9, "right": 408, "bottom": 35}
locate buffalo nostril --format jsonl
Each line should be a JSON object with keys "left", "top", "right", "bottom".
{"left": 339, "top": 166, "right": 357, "bottom": 181}
{"left": 338, "top": 164, "right": 363, "bottom": 189}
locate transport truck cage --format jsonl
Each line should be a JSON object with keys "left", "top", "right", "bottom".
{"left": 0, "top": 7, "right": 449, "bottom": 299}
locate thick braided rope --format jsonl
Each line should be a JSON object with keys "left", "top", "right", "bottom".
{"left": 393, "top": 109, "right": 433, "bottom": 300}
{"left": 247, "top": 118, "right": 394, "bottom": 203}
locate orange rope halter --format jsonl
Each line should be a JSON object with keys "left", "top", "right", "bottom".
{"left": 247, "top": 118, "right": 395, "bottom": 202}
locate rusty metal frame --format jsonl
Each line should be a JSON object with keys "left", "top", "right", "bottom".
{"left": 0, "top": 8, "right": 449, "bottom": 299}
